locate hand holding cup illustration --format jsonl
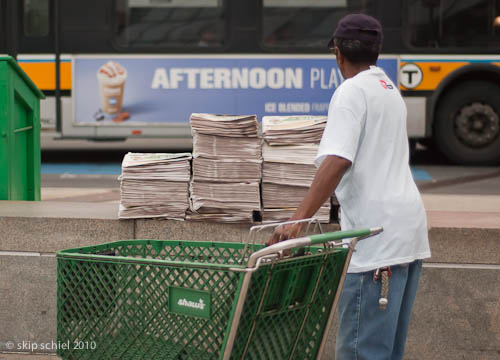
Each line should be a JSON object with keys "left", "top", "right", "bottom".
{"left": 97, "top": 61, "right": 127, "bottom": 116}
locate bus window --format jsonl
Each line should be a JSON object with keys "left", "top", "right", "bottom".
{"left": 23, "top": 0, "right": 49, "bottom": 38}
{"left": 115, "top": 0, "right": 227, "bottom": 48}
{"left": 406, "top": 0, "right": 500, "bottom": 49}
{"left": 262, "top": 0, "right": 374, "bottom": 49}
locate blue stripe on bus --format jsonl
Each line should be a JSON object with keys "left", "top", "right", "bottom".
{"left": 42, "top": 163, "right": 432, "bottom": 182}
{"left": 411, "top": 168, "right": 432, "bottom": 181}
{"left": 42, "top": 163, "right": 121, "bottom": 175}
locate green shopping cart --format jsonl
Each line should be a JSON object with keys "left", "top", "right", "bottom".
{"left": 56, "top": 219, "right": 382, "bottom": 359}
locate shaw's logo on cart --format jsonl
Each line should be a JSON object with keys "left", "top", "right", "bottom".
{"left": 177, "top": 298, "right": 206, "bottom": 310}
{"left": 170, "top": 287, "right": 211, "bottom": 319}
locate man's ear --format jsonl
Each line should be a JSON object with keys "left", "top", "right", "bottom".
{"left": 336, "top": 50, "right": 344, "bottom": 66}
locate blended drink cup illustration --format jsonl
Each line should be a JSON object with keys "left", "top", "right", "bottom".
{"left": 97, "top": 61, "right": 127, "bottom": 115}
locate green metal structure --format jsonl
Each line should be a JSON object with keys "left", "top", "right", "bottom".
{"left": 56, "top": 227, "right": 382, "bottom": 359}
{"left": 0, "top": 56, "right": 45, "bottom": 201}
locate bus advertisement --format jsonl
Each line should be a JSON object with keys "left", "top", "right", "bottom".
{"left": 73, "top": 55, "right": 397, "bottom": 125}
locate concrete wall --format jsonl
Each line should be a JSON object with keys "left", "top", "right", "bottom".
{"left": 1, "top": 201, "right": 499, "bottom": 358}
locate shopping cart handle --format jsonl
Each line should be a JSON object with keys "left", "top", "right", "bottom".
{"left": 247, "top": 227, "right": 383, "bottom": 269}
{"left": 309, "top": 227, "right": 383, "bottom": 245}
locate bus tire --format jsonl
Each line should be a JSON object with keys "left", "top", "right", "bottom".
{"left": 434, "top": 80, "right": 500, "bottom": 165}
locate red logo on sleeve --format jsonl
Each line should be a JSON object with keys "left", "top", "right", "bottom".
{"left": 380, "top": 80, "right": 393, "bottom": 89}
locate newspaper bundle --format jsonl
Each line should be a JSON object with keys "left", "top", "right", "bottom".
{"left": 262, "top": 115, "right": 327, "bottom": 145}
{"left": 193, "top": 133, "right": 261, "bottom": 159}
{"left": 189, "top": 182, "right": 261, "bottom": 212}
{"left": 190, "top": 113, "right": 259, "bottom": 138}
{"left": 118, "top": 152, "right": 192, "bottom": 219}
{"left": 261, "top": 116, "right": 331, "bottom": 223}
{"left": 189, "top": 113, "right": 262, "bottom": 222}
{"left": 193, "top": 157, "right": 262, "bottom": 183}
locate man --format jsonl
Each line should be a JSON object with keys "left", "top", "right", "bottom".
{"left": 267, "top": 14, "right": 431, "bottom": 360}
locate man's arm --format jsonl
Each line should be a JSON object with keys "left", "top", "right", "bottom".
{"left": 267, "top": 155, "right": 351, "bottom": 245}
{"left": 291, "top": 154, "right": 351, "bottom": 220}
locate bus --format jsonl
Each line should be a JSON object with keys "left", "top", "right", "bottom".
{"left": 1, "top": 0, "right": 500, "bottom": 165}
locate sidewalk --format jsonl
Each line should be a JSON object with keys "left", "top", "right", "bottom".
{"left": 422, "top": 193, "right": 500, "bottom": 229}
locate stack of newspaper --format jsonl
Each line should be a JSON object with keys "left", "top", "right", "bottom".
{"left": 193, "top": 157, "right": 262, "bottom": 183}
{"left": 262, "top": 115, "right": 327, "bottom": 145}
{"left": 193, "top": 134, "right": 261, "bottom": 159}
{"left": 118, "top": 152, "right": 192, "bottom": 219}
{"left": 190, "top": 113, "right": 258, "bottom": 137}
{"left": 189, "top": 113, "right": 262, "bottom": 222}
{"left": 261, "top": 116, "right": 330, "bottom": 223}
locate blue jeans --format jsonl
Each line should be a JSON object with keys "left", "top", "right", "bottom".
{"left": 335, "top": 260, "right": 423, "bottom": 360}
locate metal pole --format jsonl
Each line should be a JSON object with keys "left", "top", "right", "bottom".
{"left": 54, "top": 0, "right": 61, "bottom": 133}
{"left": 6, "top": 0, "right": 18, "bottom": 59}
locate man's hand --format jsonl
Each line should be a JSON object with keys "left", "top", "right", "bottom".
{"left": 265, "top": 222, "right": 305, "bottom": 247}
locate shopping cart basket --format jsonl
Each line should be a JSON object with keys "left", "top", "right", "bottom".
{"left": 56, "top": 219, "right": 382, "bottom": 360}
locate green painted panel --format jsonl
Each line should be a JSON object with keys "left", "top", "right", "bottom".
{"left": 12, "top": 94, "right": 29, "bottom": 200}
{"left": 0, "top": 64, "right": 9, "bottom": 199}
{"left": 0, "top": 56, "right": 42, "bottom": 200}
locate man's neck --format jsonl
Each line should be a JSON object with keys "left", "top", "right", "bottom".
{"left": 343, "top": 63, "right": 373, "bottom": 79}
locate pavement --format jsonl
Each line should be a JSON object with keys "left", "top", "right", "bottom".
{"left": 423, "top": 193, "right": 500, "bottom": 228}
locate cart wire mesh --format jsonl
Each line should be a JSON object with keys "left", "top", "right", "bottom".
{"left": 57, "top": 220, "right": 349, "bottom": 360}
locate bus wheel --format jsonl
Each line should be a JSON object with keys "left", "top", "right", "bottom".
{"left": 434, "top": 80, "right": 500, "bottom": 165}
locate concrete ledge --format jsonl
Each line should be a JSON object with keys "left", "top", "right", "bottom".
{"left": 2, "top": 219, "right": 499, "bottom": 266}
{"left": 135, "top": 218, "right": 339, "bottom": 243}
{"left": 1, "top": 201, "right": 499, "bottom": 265}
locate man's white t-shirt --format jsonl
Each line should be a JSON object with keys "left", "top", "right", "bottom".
{"left": 315, "top": 66, "right": 431, "bottom": 273}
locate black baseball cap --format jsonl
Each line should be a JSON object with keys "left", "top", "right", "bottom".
{"left": 328, "top": 14, "right": 383, "bottom": 49}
